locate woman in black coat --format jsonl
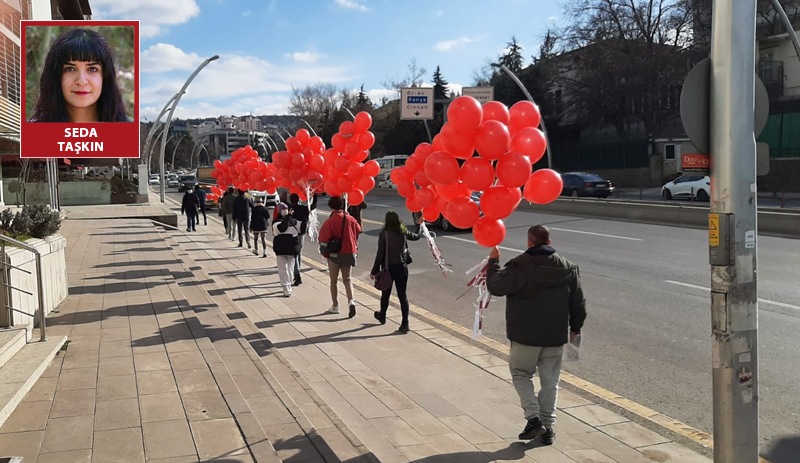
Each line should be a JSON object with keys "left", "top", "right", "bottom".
{"left": 370, "top": 211, "right": 420, "bottom": 333}
{"left": 249, "top": 197, "right": 270, "bottom": 257}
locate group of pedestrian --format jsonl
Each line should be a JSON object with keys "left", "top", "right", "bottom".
{"left": 179, "top": 183, "right": 208, "bottom": 231}
{"left": 197, "top": 186, "right": 589, "bottom": 447}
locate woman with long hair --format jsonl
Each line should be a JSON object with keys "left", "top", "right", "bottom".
{"left": 31, "top": 28, "right": 128, "bottom": 123}
{"left": 370, "top": 211, "right": 421, "bottom": 334}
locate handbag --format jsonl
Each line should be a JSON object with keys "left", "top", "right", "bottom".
{"left": 402, "top": 236, "right": 413, "bottom": 264}
{"left": 374, "top": 231, "right": 393, "bottom": 291}
{"left": 327, "top": 210, "right": 347, "bottom": 253}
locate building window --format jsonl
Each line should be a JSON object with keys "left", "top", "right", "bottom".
{"left": 665, "top": 144, "right": 677, "bottom": 160}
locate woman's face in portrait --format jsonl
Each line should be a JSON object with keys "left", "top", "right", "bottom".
{"left": 60, "top": 60, "right": 102, "bottom": 112}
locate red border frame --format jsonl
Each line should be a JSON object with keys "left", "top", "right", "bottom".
{"left": 20, "top": 20, "right": 140, "bottom": 159}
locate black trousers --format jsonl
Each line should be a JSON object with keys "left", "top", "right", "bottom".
{"left": 379, "top": 263, "right": 409, "bottom": 324}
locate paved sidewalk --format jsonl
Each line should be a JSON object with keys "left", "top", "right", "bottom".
{"left": 0, "top": 202, "right": 712, "bottom": 462}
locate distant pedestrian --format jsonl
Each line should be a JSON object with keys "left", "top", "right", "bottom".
{"left": 370, "top": 211, "right": 420, "bottom": 334}
{"left": 194, "top": 183, "right": 207, "bottom": 225}
{"left": 289, "top": 193, "right": 315, "bottom": 286}
{"left": 486, "top": 225, "right": 586, "bottom": 446}
{"left": 273, "top": 202, "right": 300, "bottom": 297}
{"left": 347, "top": 200, "right": 367, "bottom": 228}
{"left": 319, "top": 196, "right": 361, "bottom": 317}
{"left": 250, "top": 197, "right": 270, "bottom": 257}
{"left": 233, "top": 189, "right": 252, "bottom": 248}
{"left": 221, "top": 187, "right": 236, "bottom": 240}
{"left": 263, "top": 190, "right": 279, "bottom": 231}
{"left": 219, "top": 189, "right": 230, "bottom": 233}
{"left": 180, "top": 186, "right": 200, "bottom": 232}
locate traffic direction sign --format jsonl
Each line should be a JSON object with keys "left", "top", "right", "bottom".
{"left": 462, "top": 86, "right": 494, "bottom": 104}
{"left": 400, "top": 87, "right": 434, "bottom": 120}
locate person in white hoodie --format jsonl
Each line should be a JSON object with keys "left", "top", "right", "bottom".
{"left": 272, "top": 203, "right": 300, "bottom": 297}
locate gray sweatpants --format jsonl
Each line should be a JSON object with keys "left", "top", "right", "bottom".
{"left": 509, "top": 341, "right": 563, "bottom": 428}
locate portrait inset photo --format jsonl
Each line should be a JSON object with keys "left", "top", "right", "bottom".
{"left": 21, "top": 20, "right": 139, "bottom": 159}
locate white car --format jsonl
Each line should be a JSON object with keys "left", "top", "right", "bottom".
{"left": 148, "top": 174, "right": 160, "bottom": 185}
{"left": 167, "top": 175, "right": 179, "bottom": 188}
{"left": 661, "top": 175, "right": 710, "bottom": 201}
{"left": 376, "top": 171, "right": 395, "bottom": 189}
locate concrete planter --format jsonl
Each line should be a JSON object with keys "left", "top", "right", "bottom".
{"left": 0, "top": 234, "right": 67, "bottom": 339}
{"left": 111, "top": 193, "right": 148, "bottom": 204}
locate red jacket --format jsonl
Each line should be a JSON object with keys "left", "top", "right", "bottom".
{"left": 319, "top": 210, "right": 361, "bottom": 256}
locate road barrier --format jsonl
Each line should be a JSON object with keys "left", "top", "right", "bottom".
{"left": 367, "top": 188, "right": 800, "bottom": 238}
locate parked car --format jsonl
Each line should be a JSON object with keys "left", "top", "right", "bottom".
{"left": 375, "top": 155, "right": 409, "bottom": 185}
{"left": 377, "top": 171, "right": 395, "bottom": 189}
{"left": 661, "top": 175, "right": 710, "bottom": 201}
{"left": 560, "top": 172, "right": 615, "bottom": 198}
{"left": 148, "top": 174, "right": 160, "bottom": 185}
{"left": 178, "top": 175, "right": 197, "bottom": 192}
{"left": 412, "top": 192, "right": 482, "bottom": 232}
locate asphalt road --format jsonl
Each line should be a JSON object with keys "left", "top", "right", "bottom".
{"left": 167, "top": 188, "right": 799, "bottom": 459}
{"left": 354, "top": 191, "right": 799, "bottom": 458}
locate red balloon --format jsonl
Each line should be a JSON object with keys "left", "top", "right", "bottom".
{"left": 349, "top": 188, "right": 365, "bottom": 205}
{"left": 309, "top": 153, "right": 325, "bottom": 171}
{"left": 415, "top": 186, "right": 436, "bottom": 208}
{"left": 339, "top": 121, "right": 355, "bottom": 138}
{"left": 357, "top": 131, "right": 375, "bottom": 150}
{"left": 431, "top": 134, "right": 447, "bottom": 152}
{"left": 424, "top": 151, "right": 460, "bottom": 185}
{"left": 347, "top": 162, "right": 364, "bottom": 180}
{"left": 441, "top": 123, "right": 476, "bottom": 159}
{"left": 460, "top": 157, "right": 495, "bottom": 192}
{"left": 356, "top": 175, "right": 375, "bottom": 191}
{"left": 422, "top": 206, "right": 441, "bottom": 223}
{"left": 482, "top": 101, "right": 510, "bottom": 124}
{"left": 295, "top": 129, "right": 311, "bottom": 144}
{"left": 331, "top": 133, "right": 347, "bottom": 152}
{"left": 405, "top": 156, "right": 422, "bottom": 174}
{"left": 436, "top": 182, "right": 471, "bottom": 201}
{"left": 308, "top": 136, "right": 325, "bottom": 153}
{"left": 523, "top": 169, "right": 563, "bottom": 205}
{"left": 447, "top": 96, "right": 483, "bottom": 132}
{"left": 354, "top": 112, "right": 373, "bottom": 132}
{"left": 510, "top": 127, "right": 547, "bottom": 164}
{"left": 291, "top": 152, "right": 306, "bottom": 167}
{"left": 496, "top": 152, "right": 532, "bottom": 188}
{"left": 509, "top": 101, "right": 542, "bottom": 132}
{"left": 363, "top": 159, "right": 380, "bottom": 177}
{"left": 344, "top": 141, "right": 360, "bottom": 159}
{"left": 444, "top": 196, "right": 480, "bottom": 229}
{"left": 415, "top": 142, "right": 434, "bottom": 158}
{"left": 325, "top": 180, "right": 342, "bottom": 197}
{"left": 414, "top": 169, "right": 432, "bottom": 188}
{"left": 480, "top": 185, "right": 520, "bottom": 219}
{"left": 475, "top": 120, "right": 510, "bottom": 160}
{"left": 390, "top": 166, "right": 411, "bottom": 185}
{"left": 335, "top": 156, "right": 351, "bottom": 172}
{"left": 213, "top": 159, "right": 223, "bottom": 168}
{"left": 405, "top": 196, "right": 423, "bottom": 212}
{"left": 337, "top": 176, "right": 352, "bottom": 193}
{"left": 473, "top": 217, "right": 506, "bottom": 247}
{"left": 396, "top": 181, "right": 417, "bottom": 198}
{"left": 286, "top": 137, "right": 302, "bottom": 152}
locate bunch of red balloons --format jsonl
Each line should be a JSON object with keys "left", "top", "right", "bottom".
{"left": 212, "top": 145, "right": 276, "bottom": 192}
{"left": 318, "top": 111, "right": 380, "bottom": 205}
{"left": 270, "top": 128, "right": 327, "bottom": 200}
{"left": 390, "top": 96, "right": 563, "bottom": 247}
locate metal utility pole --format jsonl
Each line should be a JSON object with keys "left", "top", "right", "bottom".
{"left": 708, "top": 1, "right": 759, "bottom": 462}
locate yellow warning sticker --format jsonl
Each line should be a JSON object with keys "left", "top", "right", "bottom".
{"left": 709, "top": 214, "right": 719, "bottom": 246}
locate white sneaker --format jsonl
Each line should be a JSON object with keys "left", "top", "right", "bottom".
{"left": 326, "top": 305, "right": 340, "bottom": 314}
{"left": 283, "top": 289, "right": 292, "bottom": 298}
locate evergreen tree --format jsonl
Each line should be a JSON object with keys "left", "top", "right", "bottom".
{"left": 498, "top": 35, "right": 524, "bottom": 73}
{"left": 432, "top": 66, "right": 449, "bottom": 100}
{"left": 354, "top": 84, "right": 374, "bottom": 112}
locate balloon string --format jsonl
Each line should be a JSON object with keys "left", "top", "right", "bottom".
{"left": 465, "top": 258, "right": 491, "bottom": 339}
{"left": 419, "top": 222, "right": 452, "bottom": 275}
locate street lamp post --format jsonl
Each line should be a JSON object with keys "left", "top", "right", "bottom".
{"left": 170, "top": 135, "right": 186, "bottom": 171}
{"left": 159, "top": 55, "right": 220, "bottom": 202}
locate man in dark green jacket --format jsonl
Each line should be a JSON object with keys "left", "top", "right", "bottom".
{"left": 486, "top": 225, "right": 586, "bottom": 446}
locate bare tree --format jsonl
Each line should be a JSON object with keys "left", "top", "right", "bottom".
{"left": 471, "top": 57, "right": 497, "bottom": 86}
{"left": 383, "top": 58, "right": 427, "bottom": 92}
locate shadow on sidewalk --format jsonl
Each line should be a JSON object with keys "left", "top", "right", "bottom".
{"left": 763, "top": 435, "right": 800, "bottom": 463}
{"left": 82, "top": 269, "right": 193, "bottom": 281}
{"left": 70, "top": 280, "right": 170, "bottom": 295}
{"left": 92, "top": 259, "right": 183, "bottom": 269}
{"left": 370, "top": 442, "right": 536, "bottom": 463}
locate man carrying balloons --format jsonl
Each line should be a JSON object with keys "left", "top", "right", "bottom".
{"left": 485, "top": 225, "right": 586, "bottom": 446}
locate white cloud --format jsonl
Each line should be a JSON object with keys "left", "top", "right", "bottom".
{"left": 548, "top": 15, "right": 559, "bottom": 22}
{"left": 434, "top": 36, "right": 480, "bottom": 52}
{"left": 141, "top": 43, "right": 203, "bottom": 73}
{"left": 285, "top": 51, "right": 327, "bottom": 63}
{"left": 90, "top": 0, "right": 200, "bottom": 37}
{"left": 448, "top": 82, "right": 464, "bottom": 96}
{"left": 335, "top": 0, "right": 369, "bottom": 12}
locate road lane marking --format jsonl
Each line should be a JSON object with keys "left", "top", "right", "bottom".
{"left": 665, "top": 280, "right": 799, "bottom": 311}
{"left": 549, "top": 227, "right": 643, "bottom": 241}
{"left": 442, "top": 236, "right": 524, "bottom": 253}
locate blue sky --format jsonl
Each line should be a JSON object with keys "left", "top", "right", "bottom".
{"left": 91, "top": 0, "right": 561, "bottom": 120}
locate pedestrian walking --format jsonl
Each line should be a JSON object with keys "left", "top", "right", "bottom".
{"left": 486, "top": 225, "right": 586, "bottom": 445}
{"left": 273, "top": 203, "right": 300, "bottom": 297}
{"left": 318, "top": 196, "right": 361, "bottom": 317}
{"left": 233, "top": 189, "right": 252, "bottom": 248}
{"left": 370, "top": 211, "right": 420, "bottom": 334}
{"left": 250, "top": 197, "right": 270, "bottom": 257}
{"left": 180, "top": 187, "right": 200, "bottom": 232}
{"left": 194, "top": 183, "right": 208, "bottom": 225}
{"left": 264, "top": 190, "right": 279, "bottom": 231}
{"left": 221, "top": 187, "right": 236, "bottom": 240}
{"left": 289, "top": 193, "right": 316, "bottom": 286}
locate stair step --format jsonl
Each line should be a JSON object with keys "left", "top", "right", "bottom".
{"left": 0, "top": 336, "right": 66, "bottom": 428}
{"left": 0, "top": 329, "right": 26, "bottom": 370}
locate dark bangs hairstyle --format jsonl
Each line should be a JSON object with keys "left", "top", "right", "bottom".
{"left": 383, "top": 211, "right": 407, "bottom": 235}
{"left": 32, "top": 28, "right": 127, "bottom": 122}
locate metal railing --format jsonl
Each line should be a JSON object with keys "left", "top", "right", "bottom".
{"left": 0, "top": 234, "right": 47, "bottom": 342}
